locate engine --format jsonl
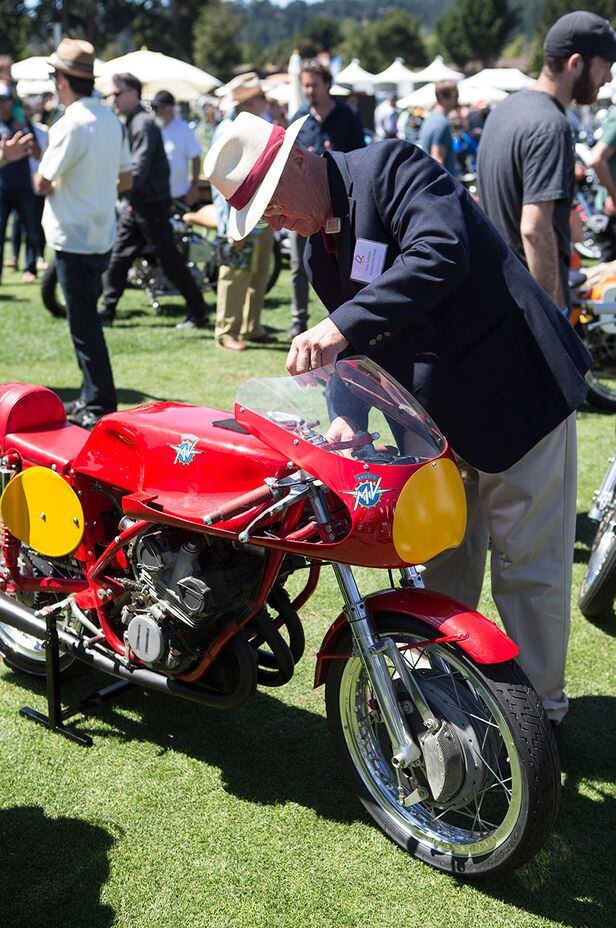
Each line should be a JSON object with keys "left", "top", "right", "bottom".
{"left": 120, "top": 528, "right": 265, "bottom": 673}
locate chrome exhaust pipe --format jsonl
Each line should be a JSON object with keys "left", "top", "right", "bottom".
{"left": 0, "top": 592, "right": 256, "bottom": 709}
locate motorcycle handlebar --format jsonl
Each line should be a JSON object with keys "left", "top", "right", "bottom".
{"left": 202, "top": 484, "right": 275, "bottom": 526}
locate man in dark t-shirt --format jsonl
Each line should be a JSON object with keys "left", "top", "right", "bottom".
{"left": 287, "top": 60, "right": 365, "bottom": 338}
{"left": 478, "top": 11, "right": 616, "bottom": 309}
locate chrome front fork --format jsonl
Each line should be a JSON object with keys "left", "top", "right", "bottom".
{"left": 310, "top": 488, "right": 435, "bottom": 775}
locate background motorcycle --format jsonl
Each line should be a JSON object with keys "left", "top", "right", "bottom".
{"left": 569, "top": 268, "right": 616, "bottom": 411}
{"left": 579, "top": 444, "right": 616, "bottom": 618}
{"left": 0, "top": 358, "right": 559, "bottom": 876}
{"left": 40, "top": 201, "right": 282, "bottom": 319}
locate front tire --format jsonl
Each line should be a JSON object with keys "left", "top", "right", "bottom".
{"left": 579, "top": 509, "right": 616, "bottom": 617}
{"left": 325, "top": 614, "right": 560, "bottom": 876}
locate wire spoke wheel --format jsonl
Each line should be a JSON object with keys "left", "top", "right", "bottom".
{"left": 325, "top": 614, "right": 560, "bottom": 876}
{"left": 579, "top": 509, "right": 616, "bottom": 618}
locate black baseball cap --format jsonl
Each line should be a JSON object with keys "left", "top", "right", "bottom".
{"left": 152, "top": 90, "right": 175, "bottom": 108}
{"left": 544, "top": 11, "right": 616, "bottom": 62}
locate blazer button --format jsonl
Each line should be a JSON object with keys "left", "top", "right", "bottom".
{"left": 376, "top": 334, "right": 383, "bottom": 341}
{"left": 368, "top": 338, "right": 377, "bottom": 346}
{"left": 384, "top": 331, "right": 391, "bottom": 337}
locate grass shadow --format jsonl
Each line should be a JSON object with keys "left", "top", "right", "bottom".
{"left": 0, "top": 805, "right": 116, "bottom": 928}
{"left": 2, "top": 668, "right": 363, "bottom": 829}
{"left": 475, "top": 695, "right": 616, "bottom": 927}
{"left": 574, "top": 512, "right": 598, "bottom": 565}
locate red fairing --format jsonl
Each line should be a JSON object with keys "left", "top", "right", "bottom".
{"left": 313, "top": 588, "right": 519, "bottom": 687}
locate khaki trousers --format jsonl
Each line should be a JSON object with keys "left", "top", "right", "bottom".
{"left": 422, "top": 414, "right": 577, "bottom": 723}
{"left": 215, "top": 227, "right": 273, "bottom": 343}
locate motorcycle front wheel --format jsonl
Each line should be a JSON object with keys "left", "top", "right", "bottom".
{"left": 579, "top": 508, "right": 616, "bottom": 617}
{"left": 325, "top": 614, "right": 560, "bottom": 876}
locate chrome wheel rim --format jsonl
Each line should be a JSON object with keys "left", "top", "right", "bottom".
{"left": 583, "top": 515, "right": 615, "bottom": 591}
{"left": 338, "top": 630, "right": 523, "bottom": 859}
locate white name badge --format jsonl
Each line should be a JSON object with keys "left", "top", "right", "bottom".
{"left": 350, "top": 238, "right": 388, "bottom": 283}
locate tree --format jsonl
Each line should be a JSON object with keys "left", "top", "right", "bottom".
{"left": 436, "top": 0, "right": 520, "bottom": 68}
{"left": 302, "top": 17, "right": 342, "bottom": 53}
{"left": 530, "top": 0, "right": 616, "bottom": 72}
{"left": 193, "top": 1, "right": 243, "bottom": 84}
{"left": 337, "top": 10, "right": 427, "bottom": 72}
{"left": 0, "top": 0, "right": 28, "bottom": 58}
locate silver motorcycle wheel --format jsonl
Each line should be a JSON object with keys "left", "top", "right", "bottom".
{"left": 326, "top": 615, "right": 559, "bottom": 875}
{"left": 0, "top": 548, "right": 85, "bottom": 678}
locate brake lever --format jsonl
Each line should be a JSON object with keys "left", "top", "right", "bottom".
{"left": 238, "top": 480, "right": 317, "bottom": 544}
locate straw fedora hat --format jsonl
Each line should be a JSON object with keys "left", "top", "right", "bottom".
{"left": 204, "top": 111, "right": 308, "bottom": 241}
{"left": 48, "top": 38, "right": 96, "bottom": 79}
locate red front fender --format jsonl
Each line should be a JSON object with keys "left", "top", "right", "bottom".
{"left": 314, "top": 588, "right": 519, "bottom": 688}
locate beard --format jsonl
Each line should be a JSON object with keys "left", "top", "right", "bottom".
{"left": 572, "top": 61, "right": 600, "bottom": 105}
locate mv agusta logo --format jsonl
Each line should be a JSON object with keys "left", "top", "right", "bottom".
{"left": 170, "top": 434, "right": 203, "bottom": 466}
{"left": 343, "top": 473, "right": 393, "bottom": 510}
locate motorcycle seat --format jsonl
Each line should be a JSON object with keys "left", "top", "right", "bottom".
{"left": 0, "top": 383, "right": 89, "bottom": 474}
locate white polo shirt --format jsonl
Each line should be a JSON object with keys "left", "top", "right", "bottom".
{"left": 161, "top": 116, "right": 202, "bottom": 199}
{"left": 38, "top": 97, "right": 132, "bottom": 254}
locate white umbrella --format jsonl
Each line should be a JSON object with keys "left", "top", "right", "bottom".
{"left": 288, "top": 50, "right": 305, "bottom": 119}
{"left": 335, "top": 59, "right": 376, "bottom": 93}
{"left": 96, "top": 50, "right": 221, "bottom": 101}
{"left": 372, "top": 58, "right": 416, "bottom": 97}
{"left": 16, "top": 78, "right": 55, "bottom": 96}
{"left": 413, "top": 55, "right": 463, "bottom": 85}
{"left": 397, "top": 83, "right": 438, "bottom": 110}
{"left": 457, "top": 80, "right": 508, "bottom": 106}
{"left": 12, "top": 55, "right": 105, "bottom": 81}
{"left": 463, "top": 68, "right": 534, "bottom": 93}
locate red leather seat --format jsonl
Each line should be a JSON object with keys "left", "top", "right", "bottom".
{"left": 0, "top": 383, "right": 89, "bottom": 474}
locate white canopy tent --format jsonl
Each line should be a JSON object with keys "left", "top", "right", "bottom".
{"left": 372, "top": 58, "right": 416, "bottom": 97}
{"left": 13, "top": 55, "right": 106, "bottom": 97}
{"left": 398, "top": 80, "right": 507, "bottom": 111}
{"left": 96, "top": 50, "right": 221, "bottom": 101}
{"left": 287, "top": 50, "right": 306, "bottom": 119}
{"left": 413, "top": 55, "right": 463, "bottom": 85}
{"left": 335, "top": 59, "right": 376, "bottom": 93}
{"left": 463, "top": 67, "right": 534, "bottom": 93}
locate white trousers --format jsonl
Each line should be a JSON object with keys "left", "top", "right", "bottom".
{"left": 422, "top": 414, "right": 577, "bottom": 723}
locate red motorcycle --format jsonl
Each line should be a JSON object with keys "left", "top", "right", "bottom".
{"left": 0, "top": 357, "right": 559, "bottom": 876}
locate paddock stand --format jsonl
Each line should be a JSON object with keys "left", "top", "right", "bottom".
{"left": 19, "top": 609, "right": 133, "bottom": 748}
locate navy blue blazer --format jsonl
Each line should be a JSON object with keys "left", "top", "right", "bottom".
{"left": 304, "top": 142, "right": 590, "bottom": 473}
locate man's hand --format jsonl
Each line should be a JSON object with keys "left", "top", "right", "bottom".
{"left": 286, "top": 317, "right": 349, "bottom": 375}
{"left": 1, "top": 130, "right": 34, "bottom": 164}
{"left": 324, "top": 416, "right": 358, "bottom": 444}
{"left": 605, "top": 195, "right": 616, "bottom": 217}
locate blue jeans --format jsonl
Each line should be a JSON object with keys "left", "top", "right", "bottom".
{"left": 0, "top": 187, "right": 40, "bottom": 276}
{"left": 55, "top": 250, "right": 117, "bottom": 416}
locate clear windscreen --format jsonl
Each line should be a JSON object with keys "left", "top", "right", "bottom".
{"left": 235, "top": 357, "right": 446, "bottom": 465}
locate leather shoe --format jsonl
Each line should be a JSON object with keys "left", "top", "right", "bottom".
{"left": 287, "top": 323, "right": 307, "bottom": 339}
{"left": 98, "top": 306, "right": 116, "bottom": 327}
{"left": 217, "top": 336, "right": 246, "bottom": 351}
{"left": 248, "top": 333, "right": 278, "bottom": 344}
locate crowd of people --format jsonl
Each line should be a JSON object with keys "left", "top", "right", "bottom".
{"left": 1, "top": 12, "right": 616, "bottom": 728}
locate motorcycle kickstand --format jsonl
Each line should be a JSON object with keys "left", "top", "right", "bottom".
{"left": 19, "top": 610, "right": 134, "bottom": 747}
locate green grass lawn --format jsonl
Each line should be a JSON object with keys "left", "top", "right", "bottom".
{"left": 0, "top": 265, "right": 615, "bottom": 928}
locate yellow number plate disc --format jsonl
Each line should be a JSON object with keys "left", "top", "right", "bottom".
{"left": 0, "top": 466, "right": 84, "bottom": 557}
{"left": 393, "top": 458, "right": 467, "bottom": 565}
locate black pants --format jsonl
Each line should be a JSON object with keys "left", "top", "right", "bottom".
{"left": 0, "top": 187, "right": 41, "bottom": 277}
{"left": 55, "top": 250, "right": 117, "bottom": 416}
{"left": 102, "top": 200, "right": 207, "bottom": 320}
{"left": 599, "top": 216, "right": 616, "bottom": 263}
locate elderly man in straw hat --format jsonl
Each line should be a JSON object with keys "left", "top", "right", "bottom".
{"left": 33, "top": 38, "right": 133, "bottom": 429}
{"left": 209, "top": 72, "right": 277, "bottom": 351}
{"left": 204, "top": 111, "right": 592, "bottom": 729}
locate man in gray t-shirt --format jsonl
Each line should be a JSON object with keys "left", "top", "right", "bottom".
{"left": 478, "top": 11, "right": 616, "bottom": 308}
{"left": 418, "top": 80, "right": 459, "bottom": 176}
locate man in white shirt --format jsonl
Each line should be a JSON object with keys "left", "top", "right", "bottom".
{"left": 152, "top": 90, "right": 202, "bottom": 203}
{"left": 34, "top": 38, "right": 132, "bottom": 429}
